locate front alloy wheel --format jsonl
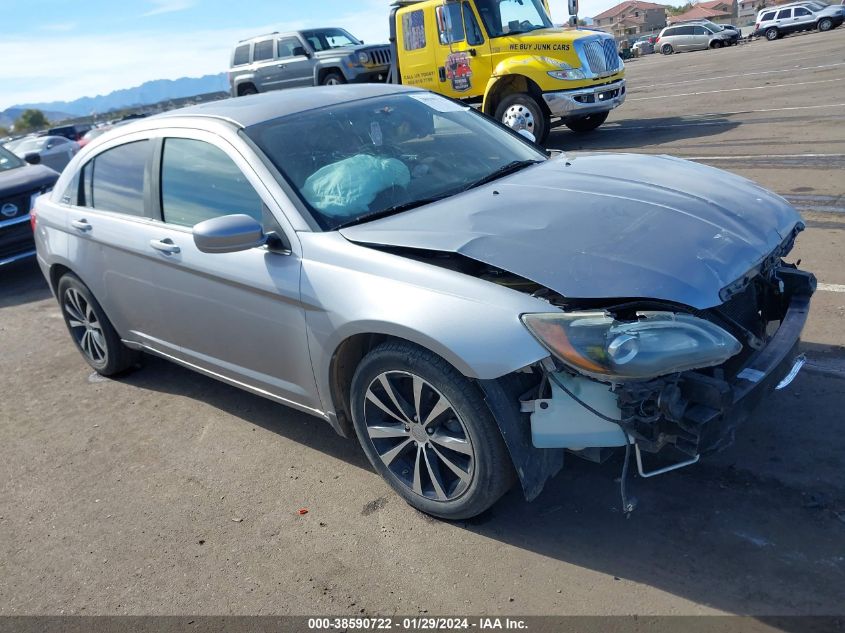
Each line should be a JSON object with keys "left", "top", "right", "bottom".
{"left": 350, "top": 341, "right": 514, "bottom": 519}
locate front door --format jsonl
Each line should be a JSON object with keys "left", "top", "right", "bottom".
{"left": 276, "top": 36, "right": 314, "bottom": 87}
{"left": 145, "top": 132, "right": 321, "bottom": 413}
{"left": 691, "top": 25, "right": 711, "bottom": 50}
{"left": 433, "top": 1, "right": 492, "bottom": 100}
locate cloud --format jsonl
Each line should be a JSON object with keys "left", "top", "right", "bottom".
{"left": 40, "top": 22, "right": 79, "bottom": 32}
{"left": 143, "top": 0, "right": 197, "bottom": 17}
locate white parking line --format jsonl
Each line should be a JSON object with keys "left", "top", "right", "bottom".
{"left": 818, "top": 283, "right": 845, "bottom": 293}
{"left": 629, "top": 77, "right": 844, "bottom": 101}
{"left": 632, "top": 62, "right": 845, "bottom": 91}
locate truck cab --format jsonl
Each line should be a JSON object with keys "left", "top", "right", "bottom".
{"left": 390, "top": 0, "right": 626, "bottom": 143}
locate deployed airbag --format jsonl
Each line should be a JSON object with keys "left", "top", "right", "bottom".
{"left": 302, "top": 154, "right": 410, "bottom": 217}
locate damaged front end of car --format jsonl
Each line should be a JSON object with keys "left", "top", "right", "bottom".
{"left": 495, "top": 227, "right": 815, "bottom": 507}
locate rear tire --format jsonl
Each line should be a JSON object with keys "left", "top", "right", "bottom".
{"left": 661, "top": 43, "right": 674, "bottom": 54}
{"left": 765, "top": 27, "right": 779, "bottom": 40}
{"left": 495, "top": 93, "right": 550, "bottom": 145}
{"left": 57, "top": 273, "right": 139, "bottom": 376}
{"left": 321, "top": 72, "right": 346, "bottom": 86}
{"left": 818, "top": 17, "right": 833, "bottom": 31}
{"left": 350, "top": 341, "right": 514, "bottom": 520}
{"left": 565, "top": 111, "right": 609, "bottom": 133}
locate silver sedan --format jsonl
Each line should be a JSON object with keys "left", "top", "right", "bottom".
{"left": 33, "top": 85, "right": 814, "bottom": 519}
{"left": 12, "top": 135, "right": 79, "bottom": 172}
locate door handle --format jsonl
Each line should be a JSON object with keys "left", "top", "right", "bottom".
{"left": 71, "top": 219, "right": 92, "bottom": 232}
{"left": 149, "top": 238, "right": 180, "bottom": 254}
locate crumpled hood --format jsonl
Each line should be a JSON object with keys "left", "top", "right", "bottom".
{"left": 0, "top": 163, "right": 59, "bottom": 199}
{"left": 339, "top": 154, "right": 803, "bottom": 310}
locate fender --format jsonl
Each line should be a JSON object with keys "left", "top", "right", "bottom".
{"left": 312, "top": 60, "right": 352, "bottom": 84}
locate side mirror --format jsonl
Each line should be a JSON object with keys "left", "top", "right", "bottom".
{"left": 23, "top": 152, "right": 41, "bottom": 165}
{"left": 193, "top": 214, "right": 267, "bottom": 254}
{"left": 293, "top": 46, "right": 309, "bottom": 57}
{"left": 517, "top": 129, "right": 537, "bottom": 144}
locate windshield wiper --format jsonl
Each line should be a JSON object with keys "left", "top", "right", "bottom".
{"left": 333, "top": 193, "right": 453, "bottom": 230}
{"left": 461, "top": 159, "right": 543, "bottom": 191}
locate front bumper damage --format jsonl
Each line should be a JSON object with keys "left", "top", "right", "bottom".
{"left": 480, "top": 264, "right": 815, "bottom": 503}
{"left": 542, "top": 79, "right": 626, "bottom": 120}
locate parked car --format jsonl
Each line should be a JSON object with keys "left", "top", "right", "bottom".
{"left": 11, "top": 135, "right": 79, "bottom": 172}
{"left": 47, "top": 124, "right": 92, "bottom": 142}
{"left": 35, "top": 86, "right": 815, "bottom": 519}
{"left": 680, "top": 19, "right": 742, "bottom": 44}
{"left": 229, "top": 27, "right": 392, "bottom": 96}
{"left": 0, "top": 145, "right": 58, "bottom": 266}
{"left": 633, "top": 36, "right": 655, "bottom": 54}
{"left": 656, "top": 22, "right": 734, "bottom": 53}
{"left": 755, "top": 1, "right": 844, "bottom": 39}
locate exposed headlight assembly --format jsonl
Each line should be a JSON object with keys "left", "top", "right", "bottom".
{"left": 358, "top": 51, "right": 370, "bottom": 64}
{"left": 522, "top": 311, "right": 742, "bottom": 381}
{"left": 542, "top": 57, "right": 586, "bottom": 80}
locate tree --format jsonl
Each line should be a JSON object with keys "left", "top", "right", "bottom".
{"left": 0, "top": 126, "right": 10, "bottom": 137}
{"left": 14, "top": 109, "right": 49, "bottom": 133}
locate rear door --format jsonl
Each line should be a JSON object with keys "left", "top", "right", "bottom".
{"left": 774, "top": 8, "right": 794, "bottom": 31}
{"left": 432, "top": 1, "right": 491, "bottom": 100}
{"left": 691, "top": 25, "right": 710, "bottom": 50}
{"left": 251, "top": 38, "right": 283, "bottom": 91}
{"left": 276, "top": 36, "right": 313, "bottom": 87}
{"left": 142, "top": 131, "right": 320, "bottom": 411}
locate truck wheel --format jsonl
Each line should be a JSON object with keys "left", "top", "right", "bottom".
{"left": 565, "top": 111, "right": 609, "bottom": 133}
{"left": 765, "top": 27, "right": 779, "bottom": 40}
{"left": 495, "top": 93, "right": 549, "bottom": 144}
{"left": 321, "top": 72, "right": 346, "bottom": 86}
{"left": 661, "top": 43, "right": 674, "bottom": 54}
{"left": 818, "top": 17, "right": 833, "bottom": 31}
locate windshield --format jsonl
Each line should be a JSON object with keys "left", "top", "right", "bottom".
{"left": 475, "top": 0, "right": 553, "bottom": 37}
{"left": 300, "top": 28, "right": 361, "bottom": 51}
{"left": 246, "top": 92, "right": 546, "bottom": 230}
{"left": 0, "top": 146, "right": 25, "bottom": 172}
{"left": 12, "top": 138, "right": 48, "bottom": 155}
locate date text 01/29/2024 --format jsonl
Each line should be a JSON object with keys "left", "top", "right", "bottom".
{"left": 306, "top": 617, "right": 528, "bottom": 630}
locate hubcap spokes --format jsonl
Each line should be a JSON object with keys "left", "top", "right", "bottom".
{"left": 364, "top": 371, "right": 474, "bottom": 502}
{"left": 64, "top": 288, "right": 107, "bottom": 363}
{"left": 503, "top": 105, "right": 534, "bottom": 133}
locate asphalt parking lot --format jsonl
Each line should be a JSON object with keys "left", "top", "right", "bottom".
{"left": 2, "top": 29, "right": 844, "bottom": 617}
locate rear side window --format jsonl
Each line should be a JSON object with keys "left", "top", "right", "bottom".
{"left": 776, "top": 8, "right": 792, "bottom": 18}
{"left": 761, "top": 11, "right": 776, "bottom": 20}
{"left": 253, "top": 39, "right": 274, "bottom": 61}
{"left": 402, "top": 9, "right": 427, "bottom": 50}
{"left": 82, "top": 140, "right": 150, "bottom": 216}
{"left": 233, "top": 44, "right": 250, "bottom": 65}
{"left": 160, "top": 138, "right": 263, "bottom": 228}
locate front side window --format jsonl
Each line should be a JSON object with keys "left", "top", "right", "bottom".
{"left": 693, "top": 26, "right": 706, "bottom": 34}
{"left": 437, "top": 2, "right": 485, "bottom": 45}
{"left": 84, "top": 140, "right": 150, "bottom": 216}
{"left": 402, "top": 10, "right": 427, "bottom": 50}
{"left": 246, "top": 92, "right": 545, "bottom": 230}
{"left": 233, "top": 44, "right": 250, "bottom": 65}
{"left": 475, "top": 0, "right": 552, "bottom": 37}
{"left": 278, "top": 37, "right": 304, "bottom": 58}
{"left": 794, "top": 7, "right": 812, "bottom": 16}
{"left": 253, "top": 39, "right": 274, "bottom": 61}
{"left": 160, "top": 138, "right": 263, "bottom": 228}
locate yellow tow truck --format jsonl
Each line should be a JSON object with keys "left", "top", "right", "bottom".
{"left": 388, "top": 0, "right": 626, "bottom": 143}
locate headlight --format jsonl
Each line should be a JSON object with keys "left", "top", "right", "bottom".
{"left": 547, "top": 68, "right": 586, "bottom": 80}
{"left": 521, "top": 310, "right": 742, "bottom": 381}
{"left": 358, "top": 51, "right": 370, "bottom": 64}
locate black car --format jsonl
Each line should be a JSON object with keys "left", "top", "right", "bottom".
{"left": 0, "top": 146, "right": 58, "bottom": 266}
{"left": 46, "top": 124, "right": 92, "bottom": 142}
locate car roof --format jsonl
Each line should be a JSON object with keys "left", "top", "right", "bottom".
{"left": 153, "top": 84, "right": 424, "bottom": 128}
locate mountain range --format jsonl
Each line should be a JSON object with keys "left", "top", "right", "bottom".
{"left": 1, "top": 73, "right": 229, "bottom": 128}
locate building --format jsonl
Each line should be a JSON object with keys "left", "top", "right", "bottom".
{"left": 592, "top": 0, "right": 668, "bottom": 39}
{"left": 669, "top": 0, "right": 738, "bottom": 24}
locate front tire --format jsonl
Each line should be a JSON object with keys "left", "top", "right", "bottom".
{"left": 350, "top": 341, "right": 514, "bottom": 520}
{"left": 321, "top": 71, "right": 346, "bottom": 86}
{"left": 565, "top": 111, "right": 609, "bottom": 133}
{"left": 765, "top": 27, "right": 779, "bottom": 40}
{"left": 57, "top": 273, "right": 138, "bottom": 376}
{"left": 818, "top": 17, "right": 833, "bottom": 31}
{"left": 712, "top": 40, "right": 723, "bottom": 48}
{"left": 495, "top": 93, "right": 550, "bottom": 145}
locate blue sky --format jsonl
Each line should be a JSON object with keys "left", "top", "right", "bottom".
{"left": 1, "top": 0, "right": 626, "bottom": 110}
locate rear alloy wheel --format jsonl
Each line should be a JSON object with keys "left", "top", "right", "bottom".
{"left": 818, "top": 17, "right": 833, "bottom": 31}
{"left": 565, "top": 111, "right": 609, "bottom": 133}
{"left": 661, "top": 43, "right": 674, "bottom": 54}
{"left": 321, "top": 72, "right": 346, "bottom": 86}
{"left": 765, "top": 27, "right": 779, "bottom": 40}
{"left": 350, "top": 341, "right": 514, "bottom": 519}
{"left": 495, "top": 93, "right": 550, "bottom": 144}
{"left": 58, "top": 273, "right": 138, "bottom": 376}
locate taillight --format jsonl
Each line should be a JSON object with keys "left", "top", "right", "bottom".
{"left": 655, "top": 36, "right": 661, "bottom": 43}
{"left": 754, "top": 22, "right": 759, "bottom": 30}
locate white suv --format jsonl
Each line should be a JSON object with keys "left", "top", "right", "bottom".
{"left": 754, "top": 1, "right": 845, "bottom": 40}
